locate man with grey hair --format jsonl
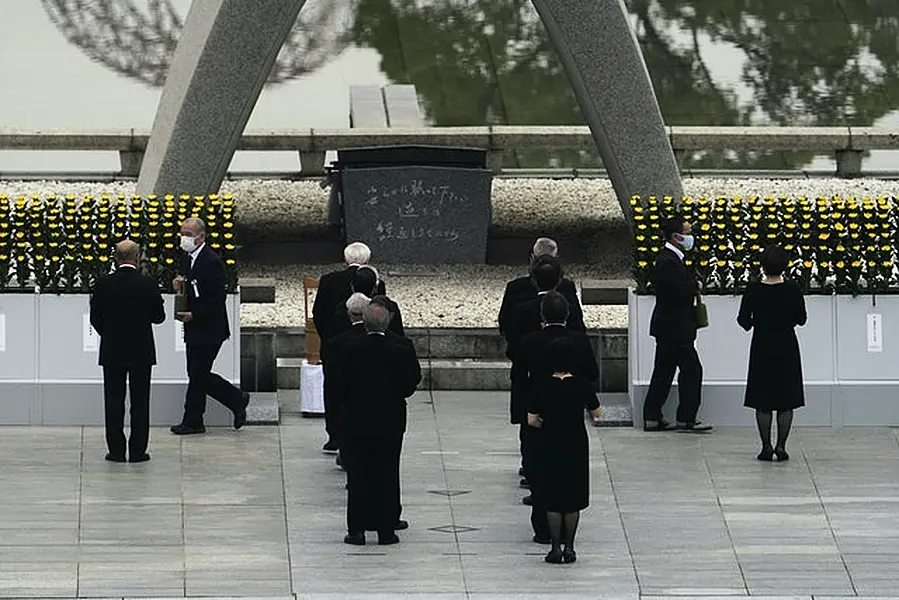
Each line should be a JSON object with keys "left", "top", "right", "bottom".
{"left": 90, "top": 239, "right": 165, "bottom": 462}
{"left": 170, "top": 217, "right": 250, "bottom": 435}
{"left": 336, "top": 301, "right": 421, "bottom": 546}
{"left": 313, "top": 242, "right": 386, "bottom": 452}
{"left": 322, "top": 292, "right": 370, "bottom": 464}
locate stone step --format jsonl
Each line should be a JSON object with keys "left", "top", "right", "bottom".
{"left": 276, "top": 358, "right": 514, "bottom": 391}
{"left": 248, "top": 327, "right": 628, "bottom": 393}
{"left": 246, "top": 391, "right": 280, "bottom": 425}
{"left": 273, "top": 357, "right": 632, "bottom": 426}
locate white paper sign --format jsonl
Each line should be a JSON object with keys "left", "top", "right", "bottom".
{"left": 867, "top": 313, "right": 883, "bottom": 353}
{"left": 83, "top": 314, "right": 99, "bottom": 352}
{"left": 0, "top": 314, "right": 6, "bottom": 352}
{"left": 175, "top": 320, "right": 185, "bottom": 352}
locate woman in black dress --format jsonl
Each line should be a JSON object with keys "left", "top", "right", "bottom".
{"left": 527, "top": 337, "right": 602, "bottom": 564}
{"left": 737, "top": 245, "right": 807, "bottom": 462}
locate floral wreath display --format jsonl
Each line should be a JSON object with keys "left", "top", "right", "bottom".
{"left": 0, "top": 193, "right": 238, "bottom": 293}
{"left": 631, "top": 195, "right": 896, "bottom": 296}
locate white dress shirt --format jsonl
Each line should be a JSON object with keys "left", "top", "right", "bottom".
{"left": 664, "top": 241, "right": 684, "bottom": 261}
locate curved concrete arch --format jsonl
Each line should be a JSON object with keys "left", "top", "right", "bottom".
{"left": 137, "top": 0, "right": 683, "bottom": 215}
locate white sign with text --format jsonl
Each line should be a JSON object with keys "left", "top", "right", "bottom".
{"left": 175, "top": 320, "right": 185, "bottom": 352}
{"left": 867, "top": 313, "right": 883, "bottom": 353}
{"left": 83, "top": 314, "right": 99, "bottom": 352}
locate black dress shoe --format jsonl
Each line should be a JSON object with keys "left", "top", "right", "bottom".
{"left": 774, "top": 447, "right": 790, "bottom": 461}
{"left": 562, "top": 549, "right": 577, "bottom": 563}
{"left": 171, "top": 423, "right": 206, "bottom": 435}
{"left": 322, "top": 439, "right": 339, "bottom": 453}
{"left": 378, "top": 533, "right": 400, "bottom": 545}
{"left": 343, "top": 533, "right": 365, "bottom": 545}
{"left": 130, "top": 453, "right": 151, "bottom": 463}
{"left": 234, "top": 392, "right": 250, "bottom": 430}
{"left": 522, "top": 495, "right": 533, "bottom": 506}
{"left": 644, "top": 419, "right": 675, "bottom": 432}
{"left": 394, "top": 520, "right": 409, "bottom": 531}
{"left": 105, "top": 453, "right": 126, "bottom": 463}
{"left": 757, "top": 447, "right": 774, "bottom": 462}
{"left": 545, "top": 548, "right": 563, "bottom": 564}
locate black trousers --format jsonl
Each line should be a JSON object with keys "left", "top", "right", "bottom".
{"left": 643, "top": 338, "right": 703, "bottom": 423}
{"left": 344, "top": 434, "right": 403, "bottom": 535}
{"left": 322, "top": 362, "right": 341, "bottom": 442}
{"left": 103, "top": 365, "right": 151, "bottom": 459}
{"left": 183, "top": 340, "right": 245, "bottom": 426}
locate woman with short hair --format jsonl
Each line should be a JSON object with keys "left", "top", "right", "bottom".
{"left": 737, "top": 245, "right": 808, "bottom": 461}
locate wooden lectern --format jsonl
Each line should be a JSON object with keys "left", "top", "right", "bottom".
{"left": 303, "top": 275, "right": 321, "bottom": 365}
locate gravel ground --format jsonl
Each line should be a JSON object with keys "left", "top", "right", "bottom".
{"left": 5, "top": 177, "right": 897, "bottom": 328}
{"left": 239, "top": 262, "right": 630, "bottom": 329}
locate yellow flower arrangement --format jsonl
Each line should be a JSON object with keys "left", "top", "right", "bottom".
{"left": 631, "top": 195, "right": 898, "bottom": 295}
{"left": 0, "top": 193, "right": 239, "bottom": 293}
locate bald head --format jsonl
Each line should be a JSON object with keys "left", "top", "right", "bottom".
{"left": 114, "top": 239, "right": 140, "bottom": 266}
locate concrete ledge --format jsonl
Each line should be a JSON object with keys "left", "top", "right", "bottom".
{"left": 246, "top": 391, "right": 279, "bottom": 425}
{"left": 582, "top": 279, "right": 631, "bottom": 305}
{"left": 239, "top": 278, "right": 276, "bottom": 303}
{"left": 669, "top": 125, "right": 851, "bottom": 151}
{"left": 6, "top": 126, "right": 899, "bottom": 153}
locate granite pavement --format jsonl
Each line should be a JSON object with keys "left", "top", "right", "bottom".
{"left": 1, "top": 390, "right": 899, "bottom": 598}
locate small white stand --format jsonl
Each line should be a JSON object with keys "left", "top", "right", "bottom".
{"left": 300, "top": 359, "right": 325, "bottom": 417}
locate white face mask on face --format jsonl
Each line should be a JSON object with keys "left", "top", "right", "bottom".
{"left": 677, "top": 234, "right": 695, "bottom": 251}
{"left": 180, "top": 235, "right": 197, "bottom": 253}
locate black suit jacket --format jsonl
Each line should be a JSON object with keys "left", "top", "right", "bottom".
{"left": 509, "top": 325, "right": 598, "bottom": 424}
{"left": 89, "top": 266, "right": 166, "bottom": 368}
{"left": 330, "top": 296, "right": 405, "bottom": 341}
{"left": 498, "top": 276, "right": 581, "bottom": 339}
{"left": 180, "top": 245, "right": 230, "bottom": 346}
{"left": 649, "top": 247, "right": 698, "bottom": 342}
{"left": 503, "top": 290, "right": 587, "bottom": 361}
{"left": 313, "top": 266, "right": 387, "bottom": 355}
{"left": 333, "top": 333, "right": 421, "bottom": 438}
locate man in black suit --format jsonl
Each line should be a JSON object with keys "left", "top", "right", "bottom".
{"left": 514, "top": 292, "right": 599, "bottom": 542}
{"left": 89, "top": 240, "right": 166, "bottom": 463}
{"left": 313, "top": 242, "right": 386, "bottom": 452}
{"left": 331, "top": 266, "right": 405, "bottom": 339}
{"left": 643, "top": 216, "right": 712, "bottom": 433}
{"left": 498, "top": 237, "right": 585, "bottom": 354}
{"left": 336, "top": 301, "right": 421, "bottom": 546}
{"left": 170, "top": 217, "right": 249, "bottom": 435}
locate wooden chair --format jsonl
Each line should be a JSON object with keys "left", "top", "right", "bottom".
{"left": 303, "top": 275, "right": 321, "bottom": 365}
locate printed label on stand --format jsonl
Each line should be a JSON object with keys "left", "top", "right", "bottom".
{"left": 175, "top": 320, "right": 185, "bottom": 352}
{"left": 867, "top": 313, "right": 883, "bottom": 353}
{"left": 83, "top": 315, "right": 99, "bottom": 352}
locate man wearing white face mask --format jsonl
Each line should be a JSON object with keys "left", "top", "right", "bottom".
{"left": 642, "top": 215, "right": 712, "bottom": 433}
{"left": 170, "top": 217, "right": 249, "bottom": 435}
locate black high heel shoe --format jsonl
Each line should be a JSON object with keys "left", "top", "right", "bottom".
{"left": 544, "top": 548, "right": 563, "bottom": 564}
{"left": 562, "top": 549, "right": 577, "bottom": 563}
{"left": 757, "top": 447, "right": 774, "bottom": 461}
{"left": 774, "top": 447, "right": 790, "bottom": 461}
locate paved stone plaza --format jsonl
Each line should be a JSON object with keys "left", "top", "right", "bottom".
{"left": 2, "top": 390, "right": 899, "bottom": 598}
